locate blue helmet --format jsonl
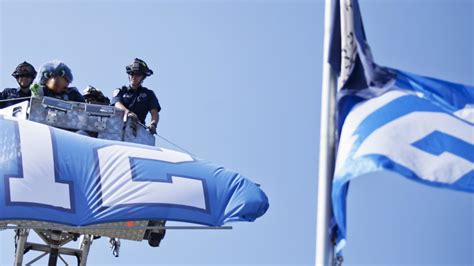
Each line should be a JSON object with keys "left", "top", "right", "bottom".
{"left": 37, "top": 60, "right": 74, "bottom": 85}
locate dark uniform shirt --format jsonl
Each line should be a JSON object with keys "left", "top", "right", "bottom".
{"left": 111, "top": 86, "right": 161, "bottom": 124}
{"left": 0, "top": 88, "right": 32, "bottom": 108}
{"left": 39, "top": 86, "right": 85, "bottom": 103}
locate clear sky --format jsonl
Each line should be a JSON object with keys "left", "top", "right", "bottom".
{"left": 0, "top": 0, "right": 472, "bottom": 265}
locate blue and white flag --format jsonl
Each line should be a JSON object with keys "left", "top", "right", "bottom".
{"left": 328, "top": 0, "right": 474, "bottom": 253}
{"left": 332, "top": 71, "right": 473, "bottom": 252}
{"left": 0, "top": 116, "right": 269, "bottom": 226}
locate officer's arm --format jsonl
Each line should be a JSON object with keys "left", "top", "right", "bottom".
{"left": 115, "top": 101, "right": 138, "bottom": 120}
{"left": 150, "top": 108, "right": 159, "bottom": 126}
{"left": 148, "top": 108, "right": 159, "bottom": 134}
{"left": 111, "top": 88, "right": 129, "bottom": 112}
{"left": 114, "top": 101, "right": 129, "bottom": 112}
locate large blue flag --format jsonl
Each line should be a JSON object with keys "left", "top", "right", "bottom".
{"left": 0, "top": 116, "right": 269, "bottom": 226}
{"left": 328, "top": 0, "right": 474, "bottom": 254}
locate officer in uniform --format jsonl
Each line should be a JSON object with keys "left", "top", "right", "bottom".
{"left": 112, "top": 59, "right": 164, "bottom": 247}
{"left": 0, "top": 61, "right": 37, "bottom": 108}
{"left": 32, "top": 60, "right": 84, "bottom": 102}
{"left": 111, "top": 58, "right": 161, "bottom": 134}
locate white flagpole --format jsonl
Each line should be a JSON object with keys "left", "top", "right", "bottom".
{"left": 315, "top": 0, "right": 337, "bottom": 265}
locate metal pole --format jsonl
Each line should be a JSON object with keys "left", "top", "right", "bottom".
{"left": 79, "top": 234, "right": 93, "bottom": 266}
{"left": 47, "top": 245, "right": 59, "bottom": 266}
{"left": 315, "top": 0, "right": 338, "bottom": 265}
{"left": 14, "top": 228, "right": 30, "bottom": 266}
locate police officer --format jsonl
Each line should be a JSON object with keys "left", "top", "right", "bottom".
{"left": 32, "top": 60, "right": 84, "bottom": 102}
{"left": 83, "top": 85, "right": 110, "bottom": 105}
{"left": 111, "top": 58, "right": 161, "bottom": 134}
{"left": 0, "top": 61, "right": 37, "bottom": 108}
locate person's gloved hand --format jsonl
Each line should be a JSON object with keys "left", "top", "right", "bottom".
{"left": 149, "top": 121, "right": 157, "bottom": 134}
{"left": 126, "top": 110, "right": 138, "bottom": 120}
{"left": 30, "top": 83, "right": 41, "bottom": 96}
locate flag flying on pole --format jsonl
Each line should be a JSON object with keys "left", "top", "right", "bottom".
{"left": 329, "top": 0, "right": 474, "bottom": 253}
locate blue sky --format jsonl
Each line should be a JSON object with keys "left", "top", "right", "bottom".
{"left": 0, "top": 0, "right": 472, "bottom": 265}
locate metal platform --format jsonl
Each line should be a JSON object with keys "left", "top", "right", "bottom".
{"left": 13, "top": 228, "right": 93, "bottom": 266}
{"left": 4, "top": 220, "right": 148, "bottom": 241}
{"left": 0, "top": 98, "right": 232, "bottom": 265}
{"left": 4, "top": 222, "right": 231, "bottom": 265}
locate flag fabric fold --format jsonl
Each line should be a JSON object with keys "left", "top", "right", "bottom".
{"left": 328, "top": 0, "right": 474, "bottom": 254}
{"left": 0, "top": 116, "right": 269, "bottom": 227}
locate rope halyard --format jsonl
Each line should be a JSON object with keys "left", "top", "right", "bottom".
{"left": 155, "top": 132, "right": 197, "bottom": 157}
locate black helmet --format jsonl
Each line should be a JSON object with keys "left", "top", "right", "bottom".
{"left": 12, "top": 61, "right": 37, "bottom": 79}
{"left": 83, "top": 85, "right": 110, "bottom": 105}
{"left": 126, "top": 58, "right": 153, "bottom": 76}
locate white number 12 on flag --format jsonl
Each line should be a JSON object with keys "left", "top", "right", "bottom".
{"left": 7, "top": 119, "right": 207, "bottom": 211}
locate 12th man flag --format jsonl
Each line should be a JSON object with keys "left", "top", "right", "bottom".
{"left": 329, "top": 0, "right": 473, "bottom": 254}
{"left": 0, "top": 115, "right": 269, "bottom": 227}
